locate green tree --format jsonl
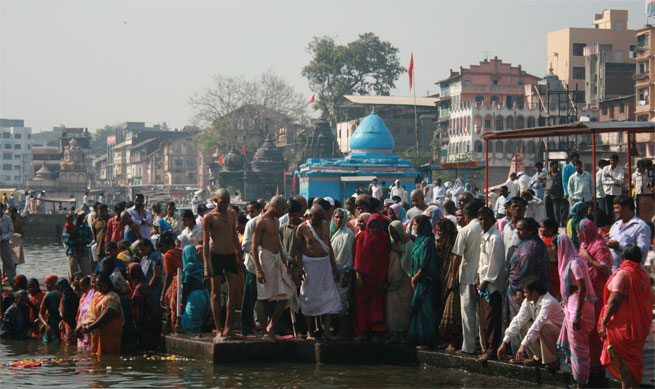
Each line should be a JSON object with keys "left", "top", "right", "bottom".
{"left": 397, "top": 146, "right": 433, "bottom": 169}
{"left": 91, "top": 125, "right": 122, "bottom": 154}
{"left": 302, "top": 33, "right": 405, "bottom": 123}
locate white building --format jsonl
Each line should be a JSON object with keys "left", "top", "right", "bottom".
{"left": 0, "top": 119, "right": 33, "bottom": 187}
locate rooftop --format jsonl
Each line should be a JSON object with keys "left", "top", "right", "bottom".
{"left": 338, "top": 95, "right": 438, "bottom": 108}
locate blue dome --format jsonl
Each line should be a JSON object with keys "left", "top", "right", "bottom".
{"left": 349, "top": 110, "right": 394, "bottom": 151}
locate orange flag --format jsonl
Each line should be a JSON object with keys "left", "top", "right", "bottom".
{"left": 218, "top": 154, "right": 224, "bottom": 165}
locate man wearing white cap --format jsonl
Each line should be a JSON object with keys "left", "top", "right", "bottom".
{"left": 324, "top": 196, "right": 336, "bottom": 220}
{"left": 390, "top": 180, "right": 404, "bottom": 200}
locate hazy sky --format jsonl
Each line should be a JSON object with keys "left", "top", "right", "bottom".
{"left": 0, "top": 0, "right": 646, "bottom": 133}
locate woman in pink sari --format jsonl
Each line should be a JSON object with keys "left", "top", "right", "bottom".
{"left": 556, "top": 235, "right": 597, "bottom": 387}
{"left": 577, "top": 219, "right": 612, "bottom": 374}
{"left": 75, "top": 276, "right": 95, "bottom": 349}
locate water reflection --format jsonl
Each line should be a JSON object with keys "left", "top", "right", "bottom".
{"left": 20, "top": 237, "right": 69, "bottom": 279}
{"left": 0, "top": 340, "right": 557, "bottom": 388}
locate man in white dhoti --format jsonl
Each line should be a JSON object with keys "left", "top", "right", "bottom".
{"left": 252, "top": 196, "right": 296, "bottom": 339}
{"left": 296, "top": 205, "right": 341, "bottom": 340}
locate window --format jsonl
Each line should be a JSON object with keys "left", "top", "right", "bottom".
{"left": 484, "top": 119, "right": 491, "bottom": 129}
{"left": 2, "top": 164, "right": 11, "bottom": 170}
{"left": 614, "top": 21, "right": 624, "bottom": 32}
{"left": 572, "top": 66, "right": 585, "bottom": 80}
{"left": 614, "top": 50, "right": 623, "bottom": 63}
{"left": 639, "top": 62, "right": 647, "bottom": 74}
{"left": 187, "top": 160, "right": 194, "bottom": 167}
{"left": 175, "top": 159, "right": 183, "bottom": 167}
{"left": 475, "top": 96, "right": 484, "bottom": 103}
{"left": 601, "top": 105, "right": 608, "bottom": 115}
{"left": 492, "top": 79, "right": 499, "bottom": 85}
{"left": 14, "top": 133, "right": 21, "bottom": 139}
{"left": 490, "top": 96, "right": 499, "bottom": 105}
{"left": 639, "top": 87, "right": 649, "bottom": 104}
{"left": 609, "top": 105, "right": 614, "bottom": 119}
{"left": 572, "top": 43, "right": 587, "bottom": 56}
{"left": 14, "top": 154, "right": 19, "bottom": 159}
{"left": 517, "top": 80, "right": 524, "bottom": 86}
{"left": 619, "top": 103, "right": 625, "bottom": 113}
{"left": 13, "top": 165, "right": 20, "bottom": 170}
{"left": 4, "top": 144, "right": 10, "bottom": 149}
{"left": 14, "top": 144, "right": 21, "bottom": 149}
{"left": 27, "top": 145, "right": 30, "bottom": 150}
{"left": 406, "top": 127, "right": 412, "bottom": 134}
{"left": 464, "top": 78, "right": 472, "bottom": 84}
{"left": 2, "top": 133, "right": 9, "bottom": 138}
{"left": 2, "top": 153, "right": 9, "bottom": 159}
{"left": 13, "top": 176, "right": 19, "bottom": 181}
{"left": 27, "top": 134, "right": 31, "bottom": 139}
{"left": 630, "top": 44, "right": 636, "bottom": 59}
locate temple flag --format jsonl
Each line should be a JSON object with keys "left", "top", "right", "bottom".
{"left": 242, "top": 145, "right": 246, "bottom": 155}
{"left": 276, "top": 185, "right": 279, "bottom": 196}
{"left": 520, "top": 141, "right": 524, "bottom": 153}
{"left": 218, "top": 154, "right": 224, "bottom": 165}
{"left": 648, "top": 0, "right": 655, "bottom": 17}
{"left": 307, "top": 95, "right": 315, "bottom": 104}
{"left": 408, "top": 53, "right": 414, "bottom": 91}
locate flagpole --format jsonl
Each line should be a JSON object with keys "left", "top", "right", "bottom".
{"left": 412, "top": 59, "right": 419, "bottom": 165}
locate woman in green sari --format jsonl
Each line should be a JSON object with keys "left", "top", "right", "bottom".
{"left": 435, "top": 218, "right": 460, "bottom": 351}
{"left": 328, "top": 208, "right": 355, "bottom": 340}
{"left": 38, "top": 275, "right": 61, "bottom": 344}
{"left": 408, "top": 215, "right": 439, "bottom": 349}
{"left": 386, "top": 220, "right": 414, "bottom": 343}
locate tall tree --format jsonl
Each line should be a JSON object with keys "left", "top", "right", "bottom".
{"left": 91, "top": 125, "right": 122, "bottom": 155}
{"left": 189, "top": 70, "right": 308, "bottom": 154}
{"left": 302, "top": 33, "right": 405, "bottom": 123}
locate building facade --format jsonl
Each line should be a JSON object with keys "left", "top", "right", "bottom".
{"left": 0, "top": 119, "right": 32, "bottom": 187}
{"left": 547, "top": 9, "right": 636, "bottom": 102}
{"left": 585, "top": 43, "right": 635, "bottom": 106}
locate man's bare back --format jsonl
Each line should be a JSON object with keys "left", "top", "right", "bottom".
{"left": 297, "top": 219, "right": 330, "bottom": 258}
{"left": 204, "top": 208, "right": 237, "bottom": 255}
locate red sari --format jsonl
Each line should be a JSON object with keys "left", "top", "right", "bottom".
{"left": 353, "top": 214, "right": 391, "bottom": 337}
{"left": 29, "top": 291, "right": 45, "bottom": 338}
{"left": 599, "top": 260, "right": 653, "bottom": 384}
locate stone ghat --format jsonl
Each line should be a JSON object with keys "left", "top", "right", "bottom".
{"left": 165, "top": 334, "right": 634, "bottom": 387}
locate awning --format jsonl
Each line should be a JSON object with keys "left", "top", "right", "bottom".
{"left": 481, "top": 121, "right": 655, "bottom": 140}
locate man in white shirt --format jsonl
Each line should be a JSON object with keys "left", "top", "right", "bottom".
{"left": 451, "top": 202, "right": 483, "bottom": 354}
{"left": 633, "top": 159, "right": 652, "bottom": 195}
{"left": 406, "top": 189, "right": 428, "bottom": 221}
{"left": 240, "top": 207, "right": 261, "bottom": 336}
{"left": 602, "top": 154, "right": 624, "bottom": 222}
{"left": 517, "top": 172, "right": 531, "bottom": 194}
{"left": 502, "top": 197, "right": 525, "bottom": 261}
{"left": 505, "top": 173, "right": 519, "bottom": 197}
{"left": 596, "top": 160, "right": 609, "bottom": 215}
{"left": 369, "top": 178, "right": 382, "bottom": 200}
{"left": 0, "top": 203, "right": 15, "bottom": 287}
{"left": 432, "top": 179, "right": 446, "bottom": 209}
{"left": 192, "top": 194, "right": 201, "bottom": 216}
{"left": 497, "top": 277, "right": 563, "bottom": 367}
{"left": 494, "top": 186, "right": 509, "bottom": 220}
{"left": 476, "top": 207, "right": 505, "bottom": 362}
{"left": 567, "top": 160, "right": 593, "bottom": 207}
{"left": 608, "top": 194, "right": 652, "bottom": 273}
{"left": 390, "top": 180, "right": 404, "bottom": 200}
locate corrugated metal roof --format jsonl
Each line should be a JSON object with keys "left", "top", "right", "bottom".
{"left": 339, "top": 95, "right": 438, "bottom": 107}
{"left": 482, "top": 121, "right": 655, "bottom": 140}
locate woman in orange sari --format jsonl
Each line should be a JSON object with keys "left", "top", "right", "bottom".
{"left": 78, "top": 272, "right": 124, "bottom": 356}
{"left": 599, "top": 244, "right": 654, "bottom": 388}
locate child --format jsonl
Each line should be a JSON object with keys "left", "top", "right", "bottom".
{"left": 117, "top": 239, "right": 132, "bottom": 263}
{"left": 539, "top": 219, "right": 560, "bottom": 300}
{"left": 63, "top": 214, "right": 81, "bottom": 257}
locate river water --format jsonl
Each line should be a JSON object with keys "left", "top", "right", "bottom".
{"left": 2, "top": 238, "right": 554, "bottom": 388}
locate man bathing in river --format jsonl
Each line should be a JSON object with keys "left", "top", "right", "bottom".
{"left": 252, "top": 195, "right": 296, "bottom": 339}
{"left": 296, "top": 205, "right": 341, "bottom": 340}
{"left": 203, "top": 189, "right": 244, "bottom": 340}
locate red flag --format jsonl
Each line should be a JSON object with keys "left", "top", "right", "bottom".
{"left": 520, "top": 141, "right": 524, "bottom": 153}
{"left": 241, "top": 145, "right": 246, "bottom": 155}
{"left": 292, "top": 174, "right": 297, "bottom": 195}
{"left": 60, "top": 124, "right": 66, "bottom": 128}
{"left": 408, "top": 53, "right": 414, "bottom": 91}
{"left": 218, "top": 154, "right": 224, "bottom": 165}
{"left": 283, "top": 168, "right": 287, "bottom": 185}
{"left": 307, "top": 94, "right": 315, "bottom": 104}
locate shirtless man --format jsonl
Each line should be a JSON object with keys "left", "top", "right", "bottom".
{"left": 295, "top": 205, "right": 340, "bottom": 340}
{"left": 252, "top": 195, "right": 296, "bottom": 339}
{"left": 203, "top": 189, "right": 243, "bottom": 340}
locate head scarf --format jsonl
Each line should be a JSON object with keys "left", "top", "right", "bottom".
{"left": 330, "top": 208, "right": 348, "bottom": 238}
{"left": 579, "top": 218, "right": 613, "bottom": 272}
{"left": 557, "top": 234, "right": 596, "bottom": 304}
{"left": 356, "top": 212, "right": 371, "bottom": 235}
{"left": 56, "top": 278, "right": 78, "bottom": 326}
{"left": 110, "top": 270, "right": 130, "bottom": 296}
{"left": 423, "top": 205, "right": 443, "bottom": 235}
{"left": 389, "top": 204, "right": 407, "bottom": 224}
{"left": 13, "top": 275, "right": 27, "bottom": 291}
{"left": 566, "top": 201, "right": 589, "bottom": 248}
{"left": 182, "top": 245, "right": 204, "bottom": 291}
{"left": 389, "top": 220, "right": 413, "bottom": 276}
{"left": 127, "top": 262, "right": 147, "bottom": 286}
{"left": 45, "top": 275, "right": 58, "bottom": 285}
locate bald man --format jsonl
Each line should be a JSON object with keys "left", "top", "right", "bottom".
{"left": 296, "top": 205, "right": 341, "bottom": 340}
{"left": 406, "top": 189, "right": 427, "bottom": 221}
{"left": 252, "top": 195, "right": 296, "bottom": 339}
{"left": 203, "top": 188, "right": 244, "bottom": 340}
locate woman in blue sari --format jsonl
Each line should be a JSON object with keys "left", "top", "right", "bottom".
{"left": 408, "top": 215, "right": 439, "bottom": 349}
{"left": 180, "top": 245, "right": 210, "bottom": 334}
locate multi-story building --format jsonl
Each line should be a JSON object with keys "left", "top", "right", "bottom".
{"left": 634, "top": 25, "right": 655, "bottom": 158}
{"left": 585, "top": 43, "right": 635, "bottom": 106}
{"left": 599, "top": 94, "right": 635, "bottom": 121}
{"left": 0, "top": 119, "right": 32, "bottom": 187}
{"left": 547, "top": 9, "right": 636, "bottom": 102}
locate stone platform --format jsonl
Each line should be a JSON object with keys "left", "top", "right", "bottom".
{"left": 165, "top": 334, "right": 652, "bottom": 387}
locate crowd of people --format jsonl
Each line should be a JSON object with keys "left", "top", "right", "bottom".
{"left": 0, "top": 167, "right": 653, "bottom": 387}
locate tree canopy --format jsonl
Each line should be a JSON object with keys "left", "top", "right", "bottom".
{"left": 189, "top": 70, "right": 308, "bottom": 154}
{"left": 302, "top": 32, "right": 405, "bottom": 123}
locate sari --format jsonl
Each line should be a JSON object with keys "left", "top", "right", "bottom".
{"left": 556, "top": 235, "right": 597, "bottom": 385}
{"left": 76, "top": 288, "right": 95, "bottom": 348}
{"left": 111, "top": 271, "right": 136, "bottom": 353}
{"left": 57, "top": 279, "right": 79, "bottom": 346}
{"left": 540, "top": 234, "right": 560, "bottom": 300}
{"left": 353, "top": 214, "right": 390, "bottom": 337}
{"left": 164, "top": 248, "right": 183, "bottom": 330}
{"left": 408, "top": 215, "right": 439, "bottom": 346}
{"left": 180, "top": 246, "right": 209, "bottom": 334}
{"left": 599, "top": 259, "right": 654, "bottom": 384}
{"left": 566, "top": 202, "right": 588, "bottom": 249}
{"left": 389, "top": 204, "right": 408, "bottom": 226}
{"left": 579, "top": 219, "right": 612, "bottom": 372}
{"left": 330, "top": 209, "right": 355, "bottom": 316}
{"left": 41, "top": 290, "right": 61, "bottom": 344}
{"left": 504, "top": 233, "right": 549, "bottom": 330}
{"left": 127, "top": 263, "right": 161, "bottom": 350}
{"left": 28, "top": 281, "right": 45, "bottom": 339}
{"left": 386, "top": 221, "right": 413, "bottom": 332}
{"left": 435, "top": 219, "right": 460, "bottom": 343}
{"left": 82, "top": 290, "right": 124, "bottom": 356}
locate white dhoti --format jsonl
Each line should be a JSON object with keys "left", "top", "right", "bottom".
{"left": 299, "top": 254, "right": 342, "bottom": 316}
{"left": 256, "top": 249, "right": 296, "bottom": 302}
{"left": 10, "top": 233, "right": 24, "bottom": 265}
